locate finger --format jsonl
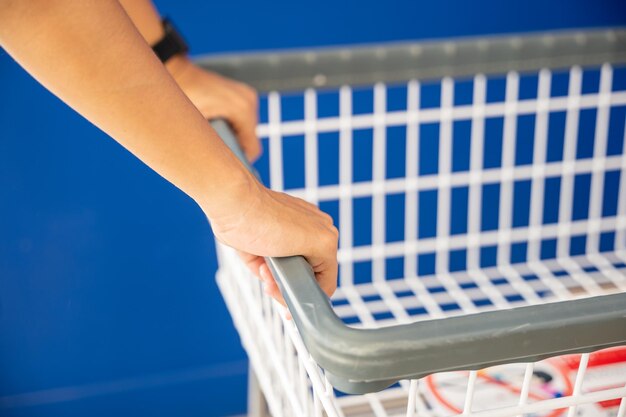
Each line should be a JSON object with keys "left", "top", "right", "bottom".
{"left": 220, "top": 90, "right": 261, "bottom": 163}
{"left": 241, "top": 254, "right": 290, "bottom": 320}
{"left": 206, "top": 106, "right": 261, "bottom": 163}
{"left": 233, "top": 108, "right": 261, "bottom": 163}
{"left": 231, "top": 82, "right": 258, "bottom": 108}
{"left": 237, "top": 250, "right": 265, "bottom": 279}
{"left": 263, "top": 280, "right": 282, "bottom": 303}
{"left": 304, "top": 257, "right": 338, "bottom": 299}
{"left": 260, "top": 263, "right": 287, "bottom": 307}
{"left": 239, "top": 124, "right": 262, "bottom": 162}
{"left": 316, "top": 260, "right": 339, "bottom": 299}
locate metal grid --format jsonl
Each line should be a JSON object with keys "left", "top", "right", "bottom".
{"left": 216, "top": 63, "right": 626, "bottom": 417}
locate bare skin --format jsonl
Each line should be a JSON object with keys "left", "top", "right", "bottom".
{"left": 118, "top": 0, "right": 262, "bottom": 162}
{"left": 0, "top": 0, "right": 338, "bottom": 307}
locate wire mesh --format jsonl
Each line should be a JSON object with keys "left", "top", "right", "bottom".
{"left": 217, "top": 62, "right": 626, "bottom": 417}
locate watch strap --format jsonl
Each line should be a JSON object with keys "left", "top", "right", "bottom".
{"left": 152, "top": 18, "right": 189, "bottom": 63}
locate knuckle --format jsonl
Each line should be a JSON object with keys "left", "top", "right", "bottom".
{"left": 234, "top": 98, "right": 250, "bottom": 113}
{"left": 242, "top": 85, "right": 259, "bottom": 102}
{"left": 322, "top": 227, "right": 339, "bottom": 249}
{"left": 244, "top": 99, "right": 257, "bottom": 114}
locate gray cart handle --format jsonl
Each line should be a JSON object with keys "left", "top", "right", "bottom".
{"left": 210, "top": 119, "right": 626, "bottom": 395}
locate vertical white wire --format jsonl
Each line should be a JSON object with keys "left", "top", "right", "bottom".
{"left": 566, "top": 353, "right": 590, "bottom": 417}
{"left": 222, "top": 247, "right": 306, "bottom": 417}
{"left": 553, "top": 66, "right": 607, "bottom": 294}
{"left": 339, "top": 86, "right": 354, "bottom": 287}
{"left": 527, "top": 69, "right": 552, "bottom": 262}
{"left": 488, "top": 71, "right": 540, "bottom": 304}
{"left": 404, "top": 80, "right": 420, "bottom": 280}
{"left": 462, "top": 370, "right": 478, "bottom": 415}
{"left": 305, "top": 89, "right": 319, "bottom": 205}
{"left": 406, "top": 379, "right": 419, "bottom": 417}
{"left": 467, "top": 74, "right": 487, "bottom": 272}
{"left": 615, "top": 118, "right": 626, "bottom": 254}
{"left": 586, "top": 64, "right": 613, "bottom": 254}
{"left": 298, "top": 357, "right": 310, "bottom": 417}
{"left": 313, "top": 388, "right": 323, "bottom": 417}
{"left": 556, "top": 66, "right": 583, "bottom": 259}
{"left": 464, "top": 74, "right": 521, "bottom": 307}
{"left": 616, "top": 384, "right": 626, "bottom": 417}
{"left": 435, "top": 77, "right": 454, "bottom": 274}
{"left": 525, "top": 67, "right": 584, "bottom": 301}
{"left": 272, "top": 302, "right": 282, "bottom": 352}
{"left": 342, "top": 85, "right": 397, "bottom": 329}
{"left": 402, "top": 80, "right": 447, "bottom": 318}
{"left": 433, "top": 78, "right": 477, "bottom": 313}
{"left": 585, "top": 102, "right": 626, "bottom": 293}
{"left": 497, "top": 71, "right": 520, "bottom": 267}
{"left": 498, "top": 69, "right": 551, "bottom": 304}
{"left": 516, "top": 363, "right": 535, "bottom": 417}
{"left": 324, "top": 376, "right": 335, "bottom": 403}
{"left": 284, "top": 332, "right": 297, "bottom": 407}
{"left": 268, "top": 91, "right": 284, "bottom": 191}
{"left": 508, "top": 68, "right": 571, "bottom": 303}
{"left": 285, "top": 323, "right": 344, "bottom": 417}
{"left": 465, "top": 74, "right": 526, "bottom": 307}
{"left": 376, "top": 84, "right": 414, "bottom": 322}
{"left": 373, "top": 83, "right": 388, "bottom": 283}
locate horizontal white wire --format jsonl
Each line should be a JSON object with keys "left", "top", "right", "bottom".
{"left": 257, "top": 90, "right": 626, "bottom": 138}
{"left": 336, "top": 215, "right": 624, "bottom": 263}
{"left": 285, "top": 154, "right": 624, "bottom": 201}
{"left": 331, "top": 251, "right": 626, "bottom": 320}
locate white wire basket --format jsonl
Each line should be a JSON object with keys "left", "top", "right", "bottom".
{"left": 204, "top": 29, "right": 626, "bottom": 417}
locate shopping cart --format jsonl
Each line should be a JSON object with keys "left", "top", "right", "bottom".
{"left": 199, "top": 28, "right": 626, "bottom": 417}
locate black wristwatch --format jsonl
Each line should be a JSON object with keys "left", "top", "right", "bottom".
{"left": 151, "top": 18, "right": 189, "bottom": 64}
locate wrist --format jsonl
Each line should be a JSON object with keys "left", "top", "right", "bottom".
{"left": 197, "top": 164, "right": 261, "bottom": 223}
{"left": 164, "top": 53, "right": 192, "bottom": 81}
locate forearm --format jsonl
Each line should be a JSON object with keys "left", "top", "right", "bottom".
{"left": 118, "top": 0, "right": 262, "bottom": 161}
{"left": 117, "top": 0, "right": 190, "bottom": 80}
{"left": 0, "top": 0, "right": 251, "bottom": 217}
{"left": 117, "top": 0, "right": 163, "bottom": 44}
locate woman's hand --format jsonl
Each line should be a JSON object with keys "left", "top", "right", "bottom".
{"left": 165, "top": 57, "right": 337, "bottom": 308}
{"left": 167, "top": 55, "right": 262, "bottom": 163}
{"left": 207, "top": 177, "right": 339, "bottom": 307}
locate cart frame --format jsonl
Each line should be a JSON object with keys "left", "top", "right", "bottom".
{"left": 202, "top": 28, "right": 626, "bottom": 395}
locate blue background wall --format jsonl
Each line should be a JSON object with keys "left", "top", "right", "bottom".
{"left": 1, "top": 1, "right": 625, "bottom": 416}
